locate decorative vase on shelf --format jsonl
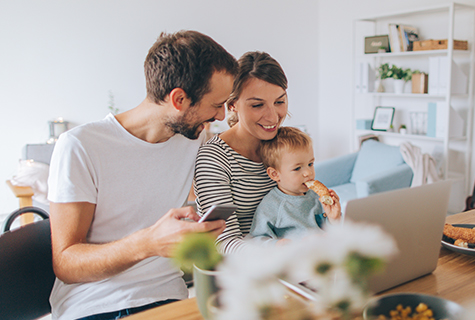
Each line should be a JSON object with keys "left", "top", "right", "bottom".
{"left": 382, "top": 78, "right": 394, "bottom": 93}
{"left": 393, "top": 79, "right": 405, "bottom": 94}
{"left": 375, "top": 79, "right": 384, "bottom": 92}
{"left": 399, "top": 125, "right": 407, "bottom": 135}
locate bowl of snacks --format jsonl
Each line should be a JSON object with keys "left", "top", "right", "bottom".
{"left": 363, "top": 293, "right": 465, "bottom": 320}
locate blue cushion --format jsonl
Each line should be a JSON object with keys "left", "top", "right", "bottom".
{"left": 314, "top": 152, "right": 358, "bottom": 187}
{"left": 332, "top": 182, "right": 358, "bottom": 216}
{"left": 350, "top": 140, "right": 405, "bottom": 183}
{"left": 332, "top": 183, "right": 358, "bottom": 203}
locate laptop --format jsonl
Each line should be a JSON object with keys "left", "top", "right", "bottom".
{"left": 343, "top": 179, "right": 452, "bottom": 293}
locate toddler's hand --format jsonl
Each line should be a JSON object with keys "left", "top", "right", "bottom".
{"left": 322, "top": 189, "right": 341, "bottom": 223}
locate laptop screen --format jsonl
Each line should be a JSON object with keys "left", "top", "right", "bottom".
{"left": 343, "top": 180, "right": 452, "bottom": 293}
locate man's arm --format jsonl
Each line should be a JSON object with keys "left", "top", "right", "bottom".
{"left": 50, "top": 202, "right": 225, "bottom": 284}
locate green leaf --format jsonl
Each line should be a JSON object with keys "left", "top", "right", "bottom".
{"left": 345, "top": 252, "right": 385, "bottom": 282}
{"left": 315, "top": 262, "right": 333, "bottom": 275}
{"left": 378, "top": 63, "right": 414, "bottom": 81}
{"left": 173, "top": 233, "right": 223, "bottom": 272}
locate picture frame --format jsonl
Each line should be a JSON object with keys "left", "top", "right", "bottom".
{"left": 371, "top": 107, "right": 395, "bottom": 131}
{"left": 364, "top": 35, "right": 390, "bottom": 53}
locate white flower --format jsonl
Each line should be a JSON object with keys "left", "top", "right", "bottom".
{"left": 285, "top": 232, "right": 347, "bottom": 284}
{"left": 324, "top": 220, "right": 398, "bottom": 260}
{"left": 214, "top": 221, "right": 398, "bottom": 319}
{"left": 315, "top": 268, "right": 368, "bottom": 313}
{"left": 216, "top": 243, "right": 291, "bottom": 320}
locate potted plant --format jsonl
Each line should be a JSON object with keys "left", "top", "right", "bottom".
{"left": 399, "top": 124, "right": 407, "bottom": 134}
{"left": 377, "top": 63, "right": 413, "bottom": 93}
{"left": 375, "top": 63, "right": 390, "bottom": 92}
{"left": 377, "top": 63, "right": 389, "bottom": 79}
{"left": 391, "top": 65, "right": 412, "bottom": 94}
{"left": 174, "top": 233, "right": 223, "bottom": 320}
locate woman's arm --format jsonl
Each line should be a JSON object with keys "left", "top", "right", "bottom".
{"left": 194, "top": 143, "right": 247, "bottom": 254}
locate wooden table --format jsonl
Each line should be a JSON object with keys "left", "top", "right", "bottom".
{"left": 127, "top": 210, "right": 475, "bottom": 320}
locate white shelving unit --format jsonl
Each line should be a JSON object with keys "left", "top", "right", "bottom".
{"left": 351, "top": 2, "right": 475, "bottom": 212}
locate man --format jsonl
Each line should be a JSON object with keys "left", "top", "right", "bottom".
{"left": 47, "top": 30, "right": 237, "bottom": 320}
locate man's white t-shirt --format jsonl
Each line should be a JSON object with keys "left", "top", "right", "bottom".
{"left": 48, "top": 114, "right": 204, "bottom": 320}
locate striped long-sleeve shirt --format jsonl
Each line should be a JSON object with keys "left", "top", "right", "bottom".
{"left": 194, "top": 135, "right": 276, "bottom": 254}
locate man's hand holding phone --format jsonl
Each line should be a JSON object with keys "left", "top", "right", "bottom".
{"left": 198, "top": 204, "right": 237, "bottom": 223}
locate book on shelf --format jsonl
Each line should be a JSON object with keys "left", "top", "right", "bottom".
{"left": 355, "top": 62, "right": 375, "bottom": 93}
{"left": 388, "top": 24, "right": 419, "bottom": 52}
{"left": 427, "top": 102, "right": 463, "bottom": 138}
{"left": 428, "top": 57, "right": 467, "bottom": 95}
{"left": 397, "top": 25, "right": 419, "bottom": 51}
{"left": 388, "top": 24, "right": 401, "bottom": 53}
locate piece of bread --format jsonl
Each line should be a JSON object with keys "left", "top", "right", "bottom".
{"left": 305, "top": 180, "right": 334, "bottom": 205}
{"left": 443, "top": 223, "right": 475, "bottom": 244}
{"left": 454, "top": 239, "right": 469, "bottom": 248}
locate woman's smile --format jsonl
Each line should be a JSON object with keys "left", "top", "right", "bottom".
{"left": 260, "top": 124, "right": 278, "bottom": 131}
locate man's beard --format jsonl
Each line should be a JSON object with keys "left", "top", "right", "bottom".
{"left": 166, "top": 109, "right": 214, "bottom": 140}
{"left": 167, "top": 120, "right": 203, "bottom": 140}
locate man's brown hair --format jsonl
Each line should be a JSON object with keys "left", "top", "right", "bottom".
{"left": 144, "top": 30, "right": 238, "bottom": 106}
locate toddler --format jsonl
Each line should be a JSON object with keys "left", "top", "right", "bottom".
{"left": 249, "top": 126, "right": 341, "bottom": 245}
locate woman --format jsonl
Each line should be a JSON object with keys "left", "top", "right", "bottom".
{"left": 194, "top": 51, "right": 288, "bottom": 254}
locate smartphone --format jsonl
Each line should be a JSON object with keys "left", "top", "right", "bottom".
{"left": 198, "top": 204, "right": 237, "bottom": 223}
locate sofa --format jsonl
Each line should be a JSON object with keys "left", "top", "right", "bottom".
{"left": 314, "top": 139, "right": 413, "bottom": 210}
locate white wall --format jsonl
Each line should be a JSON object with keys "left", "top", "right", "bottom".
{"left": 0, "top": 0, "right": 319, "bottom": 213}
{"left": 2, "top": 0, "right": 475, "bottom": 214}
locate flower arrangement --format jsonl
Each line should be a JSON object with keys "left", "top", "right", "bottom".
{"left": 174, "top": 221, "right": 397, "bottom": 320}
